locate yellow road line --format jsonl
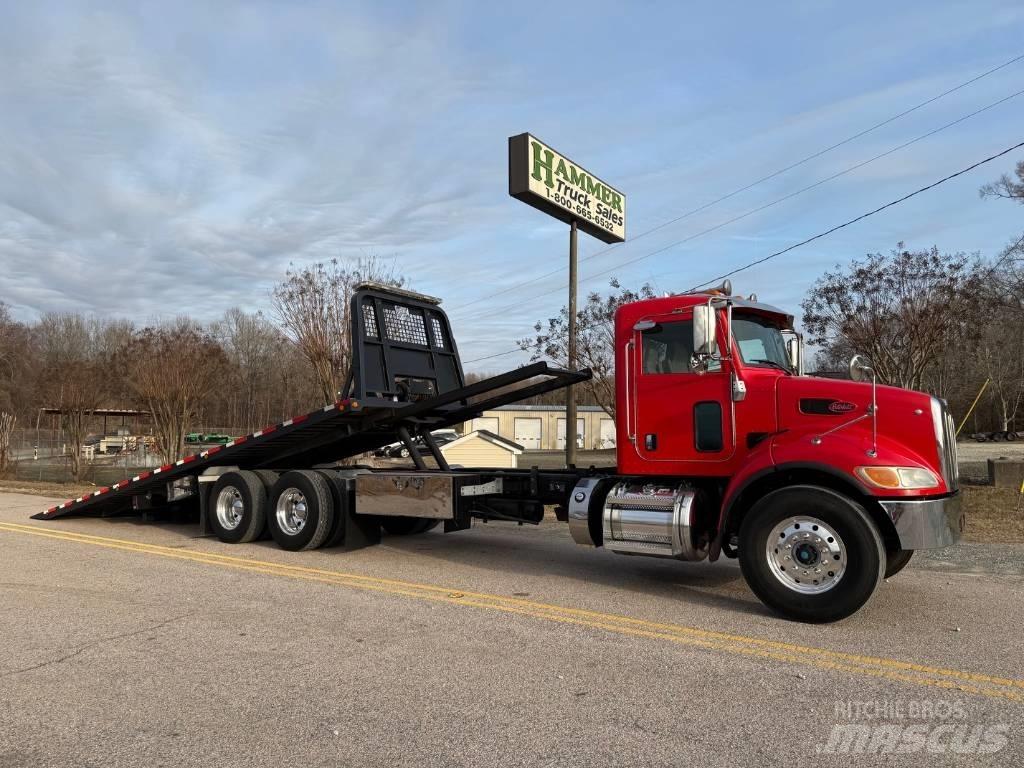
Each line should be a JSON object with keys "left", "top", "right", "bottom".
{"left": 2, "top": 520, "right": 1021, "bottom": 703}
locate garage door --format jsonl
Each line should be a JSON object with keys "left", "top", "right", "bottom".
{"left": 599, "top": 418, "right": 616, "bottom": 448}
{"left": 513, "top": 417, "right": 542, "bottom": 450}
{"left": 472, "top": 416, "right": 500, "bottom": 436}
{"left": 556, "top": 418, "right": 585, "bottom": 449}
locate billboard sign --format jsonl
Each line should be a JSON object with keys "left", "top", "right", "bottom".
{"left": 508, "top": 133, "right": 626, "bottom": 243}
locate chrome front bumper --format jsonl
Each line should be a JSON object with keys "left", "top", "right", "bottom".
{"left": 879, "top": 492, "right": 964, "bottom": 550}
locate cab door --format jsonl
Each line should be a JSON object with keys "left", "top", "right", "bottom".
{"left": 632, "top": 311, "right": 733, "bottom": 466}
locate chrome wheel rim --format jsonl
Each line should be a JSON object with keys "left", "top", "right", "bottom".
{"left": 215, "top": 486, "right": 244, "bottom": 531}
{"left": 276, "top": 488, "right": 308, "bottom": 535}
{"left": 766, "top": 516, "right": 847, "bottom": 595}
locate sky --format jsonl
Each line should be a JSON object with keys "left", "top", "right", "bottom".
{"left": 1, "top": 0, "right": 1023, "bottom": 371}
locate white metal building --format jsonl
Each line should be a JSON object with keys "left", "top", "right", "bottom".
{"left": 468, "top": 405, "right": 614, "bottom": 451}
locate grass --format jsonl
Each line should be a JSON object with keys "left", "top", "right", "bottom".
{"left": 0, "top": 479, "right": 96, "bottom": 499}
{"left": 961, "top": 484, "right": 1024, "bottom": 544}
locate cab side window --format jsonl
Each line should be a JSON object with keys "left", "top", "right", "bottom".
{"left": 642, "top": 321, "right": 694, "bottom": 374}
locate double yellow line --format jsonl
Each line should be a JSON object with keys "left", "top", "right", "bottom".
{"left": 2, "top": 520, "right": 1022, "bottom": 703}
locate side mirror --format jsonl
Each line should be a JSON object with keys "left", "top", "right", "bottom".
{"left": 849, "top": 354, "right": 874, "bottom": 382}
{"left": 693, "top": 304, "right": 717, "bottom": 357}
{"left": 786, "top": 336, "right": 801, "bottom": 375}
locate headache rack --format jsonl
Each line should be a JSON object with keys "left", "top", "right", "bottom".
{"left": 34, "top": 284, "right": 590, "bottom": 520}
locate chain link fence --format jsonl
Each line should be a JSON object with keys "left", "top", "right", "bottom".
{"left": 7, "top": 427, "right": 160, "bottom": 485}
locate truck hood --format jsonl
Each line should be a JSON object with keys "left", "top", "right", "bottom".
{"left": 773, "top": 375, "right": 948, "bottom": 492}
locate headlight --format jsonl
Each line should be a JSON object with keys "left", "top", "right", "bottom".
{"left": 855, "top": 466, "right": 940, "bottom": 490}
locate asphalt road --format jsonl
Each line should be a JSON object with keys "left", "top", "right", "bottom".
{"left": 1, "top": 492, "right": 1022, "bottom": 767}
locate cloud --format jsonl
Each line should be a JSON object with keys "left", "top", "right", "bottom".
{"left": 2, "top": 0, "right": 1023, "bottom": 377}
{"left": 0, "top": 2, "right": 510, "bottom": 322}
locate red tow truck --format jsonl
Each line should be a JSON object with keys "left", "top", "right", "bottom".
{"left": 36, "top": 281, "right": 963, "bottom": 621}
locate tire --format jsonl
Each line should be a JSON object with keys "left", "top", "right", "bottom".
{"left": 252, "top": 470, "right": 280, "bottom": 489}
{"left": 884, "top": 549, "right": 914, "bottom": 579}
{"left": 252, "top": 471, "right": 280, "bottom": 540}
{"left": 1005, "top": 431, "right": 1018, "bottom": 442}
{"left": 209, "top": 471, "right": 268, "bottom": 544}
{"left": 316, "top": 470, "right": 348, "bottom": 548}
{"left": 267, "top": 470, "right": 335, "bottom": 551}
{"left": 992, "top": 432, "right": 1006, "bottom": 442}
{"left": 380, "top": 517, "right": 440, "bottom": 536}
{"left": 398, "top": 448, "right": 410, "bottom": 458}
{"left": 738, "top": 485, "right": 886, "bottom": 623}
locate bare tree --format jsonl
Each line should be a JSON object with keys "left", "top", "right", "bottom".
{"left": 210, "top": 309, "right": 283, "bottom": 430}
{"left": 980, "top": 159, "right": 1024, "bottom": 202}
{"left": 520, "top": 279, "right": 655, "bottom": 418}
{"left": 120, "top": 321, "right": 227, "bottom": 464}
{"left": 980, "top": 161, "right": 1024, "bottom": 311}
{"left": 977, "top": 322, "right": 1024, "bottom": 432}
{"left": 0, "top": 303, "right": 48, "bottom": 433}
{"left": 0, "top": 412, "right": 14, "bottom": 475}
{"left": 272, "top": 256, "right": 404, "bottom": 403}
{"left": 35, "top": 314, "right": 131, "bottom": 480}
{"left": 802, "top": 244, "right": 984, "bottom": 392}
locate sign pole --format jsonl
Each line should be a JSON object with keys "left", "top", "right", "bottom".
{"left": 566, "top": 219, "right": 578, "bottom": 468}
{"left": 507, "top": 133, "right": 626, "bottom": 468}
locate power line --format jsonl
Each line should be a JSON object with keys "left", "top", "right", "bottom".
{"left": 462, "top": 138, "right": 1024, "bottom": 365}
{"left": 687, "top": 138, "right": 1024, "bottom": 290}
{"left": 450, "top": 52, "right": 1024, "bottom": 317}
{"left": 460, "top": 87, "right": 1024, "bottom": 323}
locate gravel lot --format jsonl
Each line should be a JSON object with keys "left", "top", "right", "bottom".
{"left": 955, "top": 440, "right": 1024, "bottom": 483}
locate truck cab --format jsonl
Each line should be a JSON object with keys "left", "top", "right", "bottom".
{"left": 610, "top": 285, "right": 963, "bottom": 620}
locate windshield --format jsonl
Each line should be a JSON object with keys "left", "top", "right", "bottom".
{"left": 732, "top": 313, "right": 791, "bottom": 372}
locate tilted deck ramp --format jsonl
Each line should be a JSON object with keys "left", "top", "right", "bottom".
{"left": 33, "top": 361, "right": 589, "bottom": 521}
{"left": 33, "top": 282, "right": 591, "bottom": 522}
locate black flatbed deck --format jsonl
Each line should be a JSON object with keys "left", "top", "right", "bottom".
{"left": 34, "top": 361, "right": 590, "bottom": 521}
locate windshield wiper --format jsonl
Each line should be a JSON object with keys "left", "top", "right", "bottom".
{"left": 750, "top": 359, "right": 791, "bottom": 373}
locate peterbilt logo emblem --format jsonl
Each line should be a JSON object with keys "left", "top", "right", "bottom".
{"left": 828, "top": 401, "right": 857, "bottom": 414}
{"left": 799, "top": 398, "right": 859, "bottom": 416}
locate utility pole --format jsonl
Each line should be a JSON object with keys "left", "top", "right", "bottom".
{"left": 566, "top": 219, "right": 578, "bottom": 468}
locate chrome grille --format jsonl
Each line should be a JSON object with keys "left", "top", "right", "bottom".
{"left": 932, "top": 398, "right": 959, "bottom": 492}
{"left": 943, "top": 405, "right": 959, "bottom": 491}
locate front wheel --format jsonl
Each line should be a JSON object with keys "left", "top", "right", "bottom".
{"left": 884, "top": 549, "right": 914, "bottom": 579}
{"left": 738, "top": 486, "right": 885, "bottom": 623}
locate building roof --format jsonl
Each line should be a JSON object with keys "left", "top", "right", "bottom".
{"left": 442, "top": 429, "right": 524, "bottom": 454}
{"left": 486, "top": 404, "right": 610, "bottom": 413}
{"left": 40, "top": 408, "right": 151, "bottom": 417}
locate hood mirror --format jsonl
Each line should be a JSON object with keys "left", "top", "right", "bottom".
{"left": 849, "top": 354, "right": 874, "bottom": 383}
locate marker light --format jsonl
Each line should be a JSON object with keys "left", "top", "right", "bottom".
{"left": 855, "top": 466, "right": 940, "bottom": 490}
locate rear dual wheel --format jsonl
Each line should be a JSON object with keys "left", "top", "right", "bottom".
{"left": 210, "top": 471, "right": 268, "bottom": 543}
{"left": 267, "top": 470, "right": 335, "bottom": 551}
{"left": 208, "top": 469, "right": 341, "bottom": 551}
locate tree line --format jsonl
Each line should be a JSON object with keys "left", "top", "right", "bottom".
{"left": 0, "top": 258, "right": 403, "bottom": 477}
{"left": 2, "top": 162, "right": 1023, "bottom": 476}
